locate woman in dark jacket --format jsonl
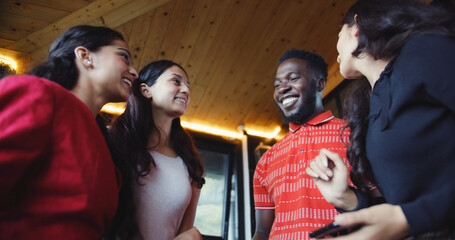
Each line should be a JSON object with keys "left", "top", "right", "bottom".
{"left": 306, "top": 0, "right": 455, "bottom": 239}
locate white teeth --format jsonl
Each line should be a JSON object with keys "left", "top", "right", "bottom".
{"left": 175, "top": 97, "right": 186, "bottom": 103}
{"left": 282, "top": 97, "right": 298, "bottom": 106}
{"left": 122, "top": 78, "right": 132, "bottom": 87}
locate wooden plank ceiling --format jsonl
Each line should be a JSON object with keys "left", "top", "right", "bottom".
{"left": 0, "top": 0, "right": 356, "bottom": 137}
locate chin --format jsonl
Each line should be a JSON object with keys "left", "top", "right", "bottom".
{"left": 118, "top": 95, "right": 130, "bottom": 102}
{"left": 340, "top": 67, "right": 362, "bottom": 80}
{"left": 110, "top": 94, "right": 130, "bottom": 103}
{"left": 340, "top": 71, "right": 358, "bottom": 80}
{"left": 172, "top": 110, "right": 186, "bottom": 118}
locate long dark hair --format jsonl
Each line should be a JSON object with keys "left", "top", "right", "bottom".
{"left": 29, "top": 25, "right": 125, "bottom": 90}
{"left": 107, "top": 60, "right": 205, "bottom": 238}
{"left": 342, "top": 0, "right": 455, "bottom": 60}
{"left": 28, "top": 26, "right": 127, "bottom": 195}
{"left": 342, "top": 0, "right": 455, "bottom": 192}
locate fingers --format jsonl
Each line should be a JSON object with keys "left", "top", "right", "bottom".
{"left": 329, "top": 205, "right": 410, "bottom": 240}
{"left": 305, "top": 166, "right": 319, "bottom": 179}
{"left": 320, "top": 148, "right": 346, "bottom": 170}
{"left": 307, "top": 154, "right": 333, "bottom": 181}
{"left": 307, "top": 148, "right": 345, "bottom": 180}
{"left": 335, "top": 209, "right": 368, "bottom": 228}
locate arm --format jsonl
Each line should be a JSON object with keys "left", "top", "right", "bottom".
{"left": 388, "top": 34, "right": 455, "bottom": 234}
{"left": 307, "top": 153, "right": 410, "bottom": 240}
{"left": 177, "top": 182, "right": 201, "bottom": 235}
{"left": 252, "top": 209, "right": 274, "bottom": 240}
{"left": 327, "top": 35, "right": 455, "bottom": 239}
{"left": 0, "top": 76, "right": 52, "bottom": 201}
{"left": 252, "top": 150, "right": 275, "bottom": 239}
{"left": 174, "top": 227, "right": 202, "bottom": 240}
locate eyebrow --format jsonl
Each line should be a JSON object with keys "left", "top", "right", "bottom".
{"left": 171, "top": 73, "right": 183, "bottom": 79}
{"left": 172, "top": 73, "right": 191, "bottom": 86}
{"left": 117, "top": 47, "right": 133, "bottom": 59}
{"left": 274, "top": 71, "right": 299, "bottom": 81}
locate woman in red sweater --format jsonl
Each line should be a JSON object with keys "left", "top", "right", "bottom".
{"left": 0, "top": 25, "right": 138, "bottom": 239}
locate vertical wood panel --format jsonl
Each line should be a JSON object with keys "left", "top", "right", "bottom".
{"left": 182, "top": 0, "right": 234, "bottom": 119}
{"left": 156, "top": 0, "right": 196, "bottom": 62}
{"left": 137, "top": 0, "right": 175, "bottom": 69}
{"left": 172, "top": 0, "right": 214, "bottom": 68}
{"left": 126, "top": 10, "right": 156, "bottom": 65}
{"left": 191, "top": 0, "right": 261, "bottom": 128}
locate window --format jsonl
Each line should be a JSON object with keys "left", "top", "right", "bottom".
{"left": 192, "top": 134, "right": 240, "bottom": 240}
{"left": 194, "top": 149, "right": 230, "bottom": 237}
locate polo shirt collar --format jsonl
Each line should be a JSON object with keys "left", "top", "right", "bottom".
{"left": 289, "top": 111, "right": 335, "bottom": 133}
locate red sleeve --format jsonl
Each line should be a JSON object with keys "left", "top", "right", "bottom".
{"left": 253, "top": 150, "right": 275, "bottom": 209}
{"left": 0, "top": 75, "right": 53, "bottom": 200}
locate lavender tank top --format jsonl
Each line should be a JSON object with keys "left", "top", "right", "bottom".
{"left": 133, "top": 151, "right": 192, "bottom": 240}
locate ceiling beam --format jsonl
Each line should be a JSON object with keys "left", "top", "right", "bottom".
{"left": 5, "top": 0, "right": 171, "bottom": 56}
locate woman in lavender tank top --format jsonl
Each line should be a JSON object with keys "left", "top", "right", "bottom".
{"left": 108, "top": 60, "right": 205, "bottom": 240}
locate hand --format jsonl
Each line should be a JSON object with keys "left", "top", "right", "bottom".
{"left": 306, "top": 149, "right": 357, "bottom": 210}
{"left": 326, "top": 204, "right": 410, "bottom": 240}
{"left": 173, "top": 227, "right": 202, "bottom": 240}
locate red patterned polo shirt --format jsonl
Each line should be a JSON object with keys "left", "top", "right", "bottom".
{"left": 253, "top": 111, "right": 350, "bottom": 240}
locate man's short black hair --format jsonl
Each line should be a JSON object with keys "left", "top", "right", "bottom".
{"left": 279, "top": 48, "right": 328, "bottom": 82}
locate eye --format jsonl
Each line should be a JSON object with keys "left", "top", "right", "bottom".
{"left": 119, "top": 52, "right": 130, "bottom": 63}
{"left": 274, "top": 82, "right": 281, "bottom": 88}
{"left": 290, "top": 77, "right": 299, "bottom": 82}
{"left": 173, "top": 79, "right": 181, "bottom": 85}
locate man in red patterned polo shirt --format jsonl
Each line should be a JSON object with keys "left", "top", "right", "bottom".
{"left": 252, "top": 49, "right": 350, "bottom": 240}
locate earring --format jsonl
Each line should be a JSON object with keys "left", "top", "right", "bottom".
{"left": 86, "top": 60, "right": 93, "bottom": 69}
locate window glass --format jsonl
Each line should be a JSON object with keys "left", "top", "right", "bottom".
{"left": 194, "top": 149, "right": 229, "bottom": 237}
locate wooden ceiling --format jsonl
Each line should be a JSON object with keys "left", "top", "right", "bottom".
{"left": 0, "top": 0, "right": 357, "bottom": 136}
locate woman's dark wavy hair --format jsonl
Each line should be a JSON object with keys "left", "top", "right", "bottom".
{"left": 342, "top": 0, "right": 455, "bottom": 192}
{"left": 29, "top": 25, "right": 124, "bottom": 90}
{"left": 107, "top": 60, "right": 205, "bottom": 238}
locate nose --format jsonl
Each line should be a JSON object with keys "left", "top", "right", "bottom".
{"left": 129, "top": 66, "right": 138, "bottom": 80}
{"left": 277, "top": 81, "right": 291, "bottom": 94}
{"left": 181, "top": 84, "right": 190, "bottom": 95}
{"left": 337, "top": 55, "right": 341, "bottom": 63}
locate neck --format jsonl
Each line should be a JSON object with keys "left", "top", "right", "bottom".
{"left": 149, "top": 111, "right": 174, "bottom": 148}
{"left": 357, "top": 56, "right": 391, "bottom": 88}
{"left": 70, "top": 81, "right": 106, "bottom": 117}
{"left": 307, "top": 108, "right": 324, "bottom": 123}
{"left": 295, "top": 104, "right": 324, "bottom": 125}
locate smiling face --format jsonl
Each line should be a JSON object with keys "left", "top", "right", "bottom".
{"left": 145, "top": 65, "right": 190, "bottom": 119}
{"left": 89, "top": 39, "right": 138, "bottom": 102}
{"left": 336, "top": 24, "right": 362, "bottom": 79}
{"left": 274, "top": 58, "right": 319, "bottom": 124}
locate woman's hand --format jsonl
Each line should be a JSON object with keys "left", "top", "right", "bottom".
{"left": 173, "top": 227, "right": 202, "bottom": 240}
{"left": 306, "top": 149, "right": 357, "bottom": 210}
{"left": 325, "top": 204, "right": 410, "bottom": 240}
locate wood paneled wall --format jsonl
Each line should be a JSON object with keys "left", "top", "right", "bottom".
{"left": 1, "top": 0, "right": 357, "bottom": 134}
